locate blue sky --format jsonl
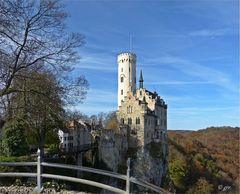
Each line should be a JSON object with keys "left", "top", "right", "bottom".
{"left": 64, "top": 0, "right": 239, "bottom": 130}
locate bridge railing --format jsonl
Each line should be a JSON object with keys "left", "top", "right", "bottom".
{"left": 0, "top": 149, "right": 171, "bottom": 194}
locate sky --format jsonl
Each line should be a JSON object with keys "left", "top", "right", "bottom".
{"left": 63, "top": 0, "right": 239, "bottom": 130}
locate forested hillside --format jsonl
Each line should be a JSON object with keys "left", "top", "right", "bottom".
{"left": 166, "top": 127, "right": 239, "bottom": 194}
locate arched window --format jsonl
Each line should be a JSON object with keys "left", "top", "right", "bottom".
{"left": 121, "top": 77, "right": 124, "bottom": 82}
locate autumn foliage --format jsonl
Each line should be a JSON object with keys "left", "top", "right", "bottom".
{"left": 166, "top": 127, "right": 239, "bottom": 194}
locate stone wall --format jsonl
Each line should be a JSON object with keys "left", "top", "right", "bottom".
{"left": 117, "top": 91, "right": 145, "bottom": 146}
{"left": 98, "top": 128, "right": 128, "bottom": 171}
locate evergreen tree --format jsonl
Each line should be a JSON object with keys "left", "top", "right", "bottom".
{"left": 2, "top": 119, "right": 29, "bottom": 156}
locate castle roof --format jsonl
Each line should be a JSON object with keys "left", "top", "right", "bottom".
{"left": 146, "top": 90, "right": 158, "bottom": 99}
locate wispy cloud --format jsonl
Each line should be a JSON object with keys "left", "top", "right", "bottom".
{"left": 76, "top": 53, "right": 116, "bottom": 71}
{"left": 85, "top": 89, "right": 117, "bottom": 104}
{"left": 189, "top": 28, "right": 235, "bottom": 37}
{"left": 71, "top": 104, "right": 116, "bottom": 115}
{"left": 146, "top": 81, "right": 215, "bottom": 85}
{"left": 170, "top": 106, "right": 238, "bottom": 114}
{"left": 67, "top": 88, "right": 117, "bottom": 115}
{"left": 142, "top": 55, "right": 236, "bottom": 92}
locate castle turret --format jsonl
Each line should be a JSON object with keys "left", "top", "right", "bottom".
{"left": 118, "top": 52, "right": 136, "bottom": 108}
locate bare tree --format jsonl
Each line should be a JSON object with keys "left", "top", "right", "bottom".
{"left": 0, "top": 0, "right": 89, "bottom": 156}
{"left": 0, "top": 0, "right": 85, "bottom": 97}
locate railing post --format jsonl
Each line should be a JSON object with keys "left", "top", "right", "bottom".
{"left": 34, "top": 148, "right": 43, "bottom": 193}
{"left": 126, "top": 158, "right": 131, "bottom": 194}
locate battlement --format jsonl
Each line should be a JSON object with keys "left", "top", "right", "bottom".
{"left": 118, "top": 52, "right": 136, "bottom": 63}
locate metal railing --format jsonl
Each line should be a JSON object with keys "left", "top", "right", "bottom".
{"left": 0, "top": 149, "right": 171, "bottom": 194}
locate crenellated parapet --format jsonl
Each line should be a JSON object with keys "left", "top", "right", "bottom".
{"left": 117, "top": 52, "right": 136, "bottom": 63}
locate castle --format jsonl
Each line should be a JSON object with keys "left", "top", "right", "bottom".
{"left": 116, "top": 52, "right": 168, "bottom": 146}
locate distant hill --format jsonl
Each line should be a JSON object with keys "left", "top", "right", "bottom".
{"left": 166, "top": 126, "right": 239, "bottom": 194}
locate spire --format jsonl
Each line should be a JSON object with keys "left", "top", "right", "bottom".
{"left": 139, "top": 69, "right": 144, "bottom": 89}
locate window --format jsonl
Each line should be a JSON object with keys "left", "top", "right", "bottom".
{"left": 157, "top": 131, "right": 160, "bottom": 139}
{"left": 121, "top": 90, "right": 123, "bottom": 95}
{"left": 128, "top": 118, "right": 132, "bottom": 125}
{"left": 136, "top": 117, "right": 140, "bottom": 124}
{"left": 121, "top": 118, "right": 124, "bottom": 124}
{"left": 64, "top": 137, "right": 66, "bottom": 141}
{"left": 140, "top": 91, "right": 142, "bottom": 95}
{"left": 121, "top": 77, "right": 124, "bottom": 82}
{"left": 127, "top": 106, "right": 133, "bottom": 114}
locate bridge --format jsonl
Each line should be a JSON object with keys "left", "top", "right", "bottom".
{"left": 0, "top": 149, "right": 171, "bottom": 194}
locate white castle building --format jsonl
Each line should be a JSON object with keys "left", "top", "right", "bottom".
{"left": 116, "top": 52, "right": 167, "bottom": 146}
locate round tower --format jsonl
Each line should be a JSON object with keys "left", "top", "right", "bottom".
{"left": 117, "top": 52, "right": 136, "bottom": 108}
